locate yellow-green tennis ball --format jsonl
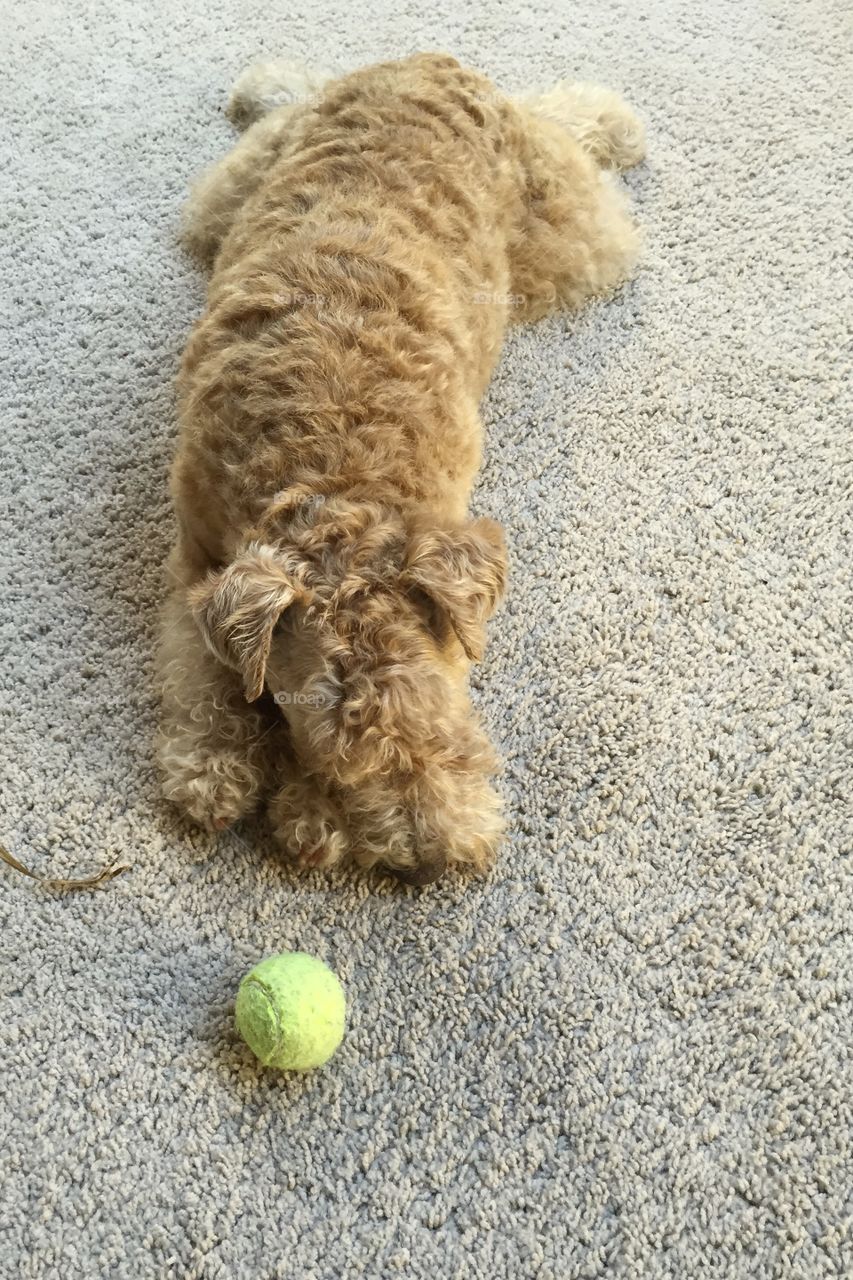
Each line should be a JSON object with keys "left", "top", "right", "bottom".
{"left": 235, "top": 952, "right": 346, "bottom": 1071}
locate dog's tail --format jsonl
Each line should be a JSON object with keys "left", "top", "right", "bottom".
{"left": 519, "top": 81, "right": 646, "bottom": 171}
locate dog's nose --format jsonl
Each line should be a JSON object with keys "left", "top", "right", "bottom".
{"left": 387, "top": 850, "right": 447, "bottom": 887}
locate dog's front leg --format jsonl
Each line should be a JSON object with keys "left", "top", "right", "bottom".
{"left": 157, "top": 575, "right": 274, "bottom": 831}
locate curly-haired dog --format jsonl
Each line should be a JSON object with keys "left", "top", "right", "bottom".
{"left": 158, "top": 53, "right": 644, "bottom": 884}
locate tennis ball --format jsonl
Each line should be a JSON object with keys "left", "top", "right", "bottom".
{"left": 235, "top": 952, "right": 345, "bottom": 1071}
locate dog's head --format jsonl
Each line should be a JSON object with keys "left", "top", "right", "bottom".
{"left": 190, "top": 496, "right": 507, "bottom": 884}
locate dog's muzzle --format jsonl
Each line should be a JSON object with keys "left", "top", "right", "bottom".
{"left": 386, "top": 849, "right": 447, "bottom": 887}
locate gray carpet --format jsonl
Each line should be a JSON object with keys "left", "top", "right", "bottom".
{"left": 2, "top": 1, "right": 851, "bottom": 1276}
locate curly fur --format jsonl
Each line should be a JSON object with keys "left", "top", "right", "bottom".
{"left": 158, "top": 52, "right": 644, "bottom": 884}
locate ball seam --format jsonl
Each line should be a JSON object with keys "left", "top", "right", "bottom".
{"left": 242, "top": 976, "right": 285, "bottom": 1065}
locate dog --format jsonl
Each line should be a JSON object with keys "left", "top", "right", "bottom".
{"left": 157, "top": 53, "right": 644, "bottom": 885}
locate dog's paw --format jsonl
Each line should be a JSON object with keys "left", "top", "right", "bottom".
{"left": 270, "top": 782, "right": 350, "bottom": 870}
{"left": 160, "top": 748, "right": 261, "bottom": 831}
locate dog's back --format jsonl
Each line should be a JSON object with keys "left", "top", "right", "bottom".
{"left": 174, "top": 55, "right": 519, "bottom": 563}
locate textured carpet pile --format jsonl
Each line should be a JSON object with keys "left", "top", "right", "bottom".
{"left": 1, "top": 1, "right": 851, "bottom": 1277}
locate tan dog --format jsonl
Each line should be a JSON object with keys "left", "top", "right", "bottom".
{"left": 158, "top": 53, "right": 644, "bottom": 884}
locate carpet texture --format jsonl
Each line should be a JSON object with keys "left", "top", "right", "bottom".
{"left": 1, "top": 1, "right": 851, "bottom": 1276}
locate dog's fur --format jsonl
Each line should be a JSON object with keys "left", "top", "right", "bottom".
{"left": 158, "top": 53, "right": 644, "bottom": 884}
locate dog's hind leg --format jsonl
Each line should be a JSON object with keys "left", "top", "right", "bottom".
{"left": 506, "top": 111, "right": 642, "bottom": 322}
{"left": 181, "top": 105, "right": 305, "bottom": 264}
{"left": 226, "top": 58, "right": 335, "bottom": 129}
{"left": 519, "top": 81, "right": 645, "bottom": 171}
{"left": 182, "top": 59, "right": 334, "bottom": 265}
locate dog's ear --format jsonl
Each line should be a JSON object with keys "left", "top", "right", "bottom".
{"left": 189, "top": 544, "right": 307, "bottom": 701}
{"left": 404, "top": 517, "right": 507, "bottom": 661}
